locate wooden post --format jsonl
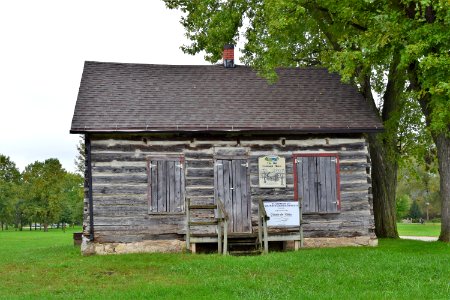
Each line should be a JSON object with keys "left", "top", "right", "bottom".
{"left": 223, "top": 219, "right": 228, "bottom": 255}
{"left": 263, "top": 217, "right": 269, "bottom": 254}
{"left": 186, "top": 198, "right": 191, "bottom": 253}
{"left": 217, "top": 203, "right": 222, "bottom": 254}
{"left": 258, "top": 203, "right": 263, "bottom": 250}
{"left": 299, "top": 197, "right": 303, "bottom": 248}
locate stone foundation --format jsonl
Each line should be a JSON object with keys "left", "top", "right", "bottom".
{"left": 81, "top": 235, "right": 377, "bottom": 255}
{"left": 283, "top": 236, "right": 377, "bottom": 250}
{"left": 81, "top": 236, "right": 185, "bottom": 255}
{"left": 303, "top": 236, "right": 378, "bottom": 248}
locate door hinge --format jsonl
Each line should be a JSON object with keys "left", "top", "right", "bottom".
{"left": 241, "top": 162, "right": 248, "bottom": 167}
{"left": 149, "top": 163, "right": 157, "bottom": 168}
{"left": 175, "top": 164, "right": 183, "bottom": 169}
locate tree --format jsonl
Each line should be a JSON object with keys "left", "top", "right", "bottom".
{"left": 74, "top": 135, "right": 86, "bottom": 175}
{"left": 60, "top": 172, "right": 84, "bottom": 227}
{"left": 397, "top": 157, "right": 441, "bottom": 220}
{"left": 164, "top": 0, "right": 449, "bottom": 241}
{"left": 22, "top": 159, "right": 66, "bottom": 232}
{"left": 0, "top": 155, "right": 21, "bottom": 230}
{"left": 396, "top": 195, "right": 410, "bottom": 220}
{"left": 409, "top": 200, "right": 423, "bottom": 221}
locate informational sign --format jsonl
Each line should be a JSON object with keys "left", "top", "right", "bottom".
{"left": 263, "top": 201, "right": 299, "bottom": 226}
{"left": 258, "top": 155, "right": 286, "bottom": 188}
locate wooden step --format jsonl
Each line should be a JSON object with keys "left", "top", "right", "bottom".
{"left": 229, "top": 249, "right": 262, "bottom": 256}
{"left": 227, "top": 233, "right": 258, "bottom": 238}
{"left": 188, "top": 221, "right": 218, "bottom": 226}
{"left": 188, "top": 204, "right": 217, "bottom": 209}
{"left": 228, "top": 243, "right": 258, "bottom": 248}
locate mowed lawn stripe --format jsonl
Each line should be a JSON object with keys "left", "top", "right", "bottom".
{"left": 0, "top": 228, "right": 448, "bottom": 299}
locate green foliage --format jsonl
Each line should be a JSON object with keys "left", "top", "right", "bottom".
{"left": 61, "top": 172, "right": 84, "bottom": 226}
{"left": 22, "top": 159, "right": 66, "bottom": 230}
{"left": 0, "top": 155, "right": 84, "bottom": 230}
{"left": 409, "top": 200, "right": 423, "bottom": 220}
{"left": 396, "top": 194, "right": 410, "bottom": 219}
{"left": 397, "top": 158, "right": 440, "bottom": 219}
{"left": 0, "top": 155, "right": 21, "bottom": 183}
{"left": 74, "top": 135, "right": 86, "bottom": 175}
{"left": 0, "top": 230, "right": 449, "bottom": 298}
{"left": 0, "top": 155, "right": 21, "bottom": 228}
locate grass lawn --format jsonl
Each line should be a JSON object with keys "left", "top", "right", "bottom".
{"left": 397, "top": 223, "right": 441, "bottom": 237}
{"left": 0, "top": 228, "right": 449, "bottom": 299}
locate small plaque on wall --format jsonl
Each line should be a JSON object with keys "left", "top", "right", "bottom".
{"left": 258, "top": 155, "right": 286, "bottom": 188}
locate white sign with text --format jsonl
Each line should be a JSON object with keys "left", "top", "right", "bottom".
{"left": 263, "top": 201, "right": 299, "bottom": 226}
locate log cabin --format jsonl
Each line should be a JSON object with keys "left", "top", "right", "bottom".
{"left": 71, "top": 45, "right": 382, "bottom": 255}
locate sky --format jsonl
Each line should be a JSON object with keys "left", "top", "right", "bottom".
{"left": 0, "top": 0, "right": 242, "bottom": 173}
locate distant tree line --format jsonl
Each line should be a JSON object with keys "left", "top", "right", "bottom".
{"left": 0, "top": 154, "right": 84, "bottom": 231}
{"left": 396, "top": 157, "right": 441, "bottom": 223}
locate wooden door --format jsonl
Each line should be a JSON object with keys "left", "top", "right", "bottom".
{"left": 295, "top": 155, "right": 339, "bottom": 213}
{"left": 215, "top": 159, "right": 251, "bottom": 233}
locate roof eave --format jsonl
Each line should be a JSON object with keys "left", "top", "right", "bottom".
{"left": 70, "top": 126, "right": 384, "bottom": 134}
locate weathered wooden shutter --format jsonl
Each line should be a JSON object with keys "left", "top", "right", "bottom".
{"left": 148, "top": 158, "right": 185, "bottom": 213}
{"left": 296, "top": 155, "right": 339, "bottom": 213}
{"left": 215, "top": 159, "right": 251, "bottom": 232}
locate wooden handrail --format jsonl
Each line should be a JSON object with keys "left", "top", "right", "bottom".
{"left": 186, "top": 198, "right": 191, "bottom": 252}
{"left": 216, "top": 198, "right": 228, "bottom": 255}
{"left": 258, "top": 199, "right": 269, "bottom": 254}
{"left": 216, "top": 198, "right": 229, "bottom": 221}
{"left": 258, "top": 199, "right": 269, "bottom": 221}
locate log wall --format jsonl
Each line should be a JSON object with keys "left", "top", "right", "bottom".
{"left": 83, "top": 133, "right": 376, "bottom": 244}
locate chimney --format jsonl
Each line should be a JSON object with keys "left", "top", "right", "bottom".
{"left": 223, "top": 44, "right": 235, "bottom": 68}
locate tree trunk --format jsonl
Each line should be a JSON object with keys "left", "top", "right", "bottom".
{"left": 435, "top": 133, "right": 450, "bottom": 242}
{"left": 43, "top": 223, "right": 48, "bottom": 232}
{"left": 360, "top": 51, "right": 403, "bottom": 238}
{"left": 409, "top": 61, "right": 449, "bottom": 242}
{"left": 369, "top": 134, "right": 399, "bottom": 237}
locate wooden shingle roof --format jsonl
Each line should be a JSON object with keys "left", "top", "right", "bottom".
{"left": 70, "top": 61, "right": 383, "bottom": 133}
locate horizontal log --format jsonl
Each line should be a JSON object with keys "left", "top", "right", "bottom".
{"left": 93, "top": 205, "right": 148, "bottom": 212}
{"left": 92, "top": 184, "right": 148, "bottom": 195}
{"left": 339, "top": 173, "right": 369, "bottom": 183}
{"left": 92, "top": 143, "right": 185, "bottom": 153}
{"left": 95, "top": 232, "right": 184, "bottom": 243}
{"left": 248, "top": 142, "right": 366, "bottom": 153}
{"left": 92, "top": 215, "right": 184, "bottom": 226}
{"left": 92, "top": 175, "right": 148, "bottom": 184}
{"left": 340, "top": 191, "right": 369, "bottom": 201}
{"left": 186, "top": 168, "right": 214, "bottom": 177}
{"left": 184, "top": 152, "right": 214, "bottom": 159}
{"left": 185, "top": 160, "right": 214, "bottom": 168}
{"left": 93, "top": 210, "right": 149, "bottom": 217}
{"left": 338, "top": 151, "right": 368, "bottom": 160}
{"left": 340, "top": 182, "right": 370, "bottom": 191}
{"left": 185, "top": 187, "right": 215, "bottom": 197}
{"left": 92, "top": 166, "right": 147, "bottom": 174}
{"left": 94, "top": 199, "right": 147, "bottom": 206}
{"left": 214, "top": 147, "right": 249, "bottom": 156}
{"left": 186, "top": 178, "right": 214, "bottom": 186}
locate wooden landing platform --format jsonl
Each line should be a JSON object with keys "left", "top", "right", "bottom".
{"left": 187, "top": 232, "right": 303, "bottom": 253}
